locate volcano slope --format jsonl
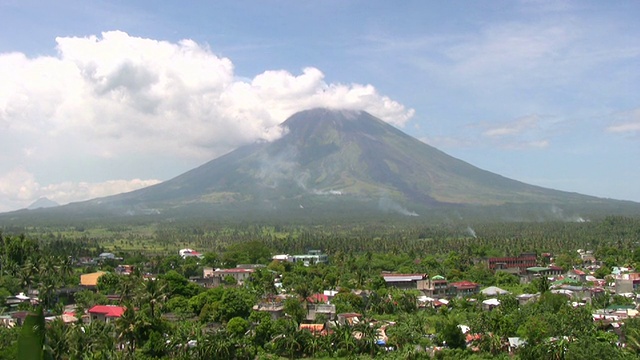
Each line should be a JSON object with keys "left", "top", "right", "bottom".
{"left": 3, "top": 108, "right": 639, "bottom": 224}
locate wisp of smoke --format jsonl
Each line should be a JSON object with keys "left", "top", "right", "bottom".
{"left": 466, "top": 226, "right": 477, "bottom": 238}
{"left": 378, "top": 196, "right": 419, "bottom": 217}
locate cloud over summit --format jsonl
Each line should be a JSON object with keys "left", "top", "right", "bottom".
{"left": 0, "top": 31, "right": 413, "bottom": 211}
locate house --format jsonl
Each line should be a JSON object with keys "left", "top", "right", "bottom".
{"left": 579, "top": 251, "right": 596, "bottom": 264}
{"left": 516, "top": 293, "right": 538, "bottom": 306}
{"left": 88, "top": 305, "right": 125, "bottom": 323}
{"left": 567, "top": 269, "right": 588, "bottom": 282}
{"left": 422, "top": 275, "right": 449, "bottom": 298}
{"left": 272, "top": 254, "right": 293, "bottom": 262}
{"left": 4, "top": 292, "right": 34, "bottom": 309}
{"left": 306, "top": 303, "right": 336, "bottom": 322}
{"left": 307, "top": 293, "right": 329, "bottom": 303}
{"left": 190, "top": 275, "right": 221, "bottom": 288}
{"left": 80, "top": 271, "right": 107, "bottom": 288}
{"left": 253, "top": 299, "right": 285, "bottom": 320}
{"left": 45, "top": 312, "right": 77, "bottom": 324}
{"left": 480, "top": 286, "right": 510, "bottom": 297}
{"left": 382, "top": 273, "right": 429, "bottom": 290}
{"left": 203, "top": 268, "right": 255, "bottom": 285}
{"left": 115, "top": 265, "right": 134, "bottom": 275}
{"left": 337, "top": 313, "right": 361, "bottom": 325}
{"left": 98, "top": 252, "right": 116, "bottom": 260}
{"left": 9, "top": 311, "right": 31, "bottom": 327}
{"left": 525, "top": 266, "right": 563, "bottom": 282}
{"left": 291, "top": 250, "right": 328, "bottom": 265}
{"left": 179, "top": 248, "right": 204, "bottom": 259}
{"left": 449, "top": 281, "right": 480, "bottom": 296}
{"left": 272, "top": 250, "right": 328, "bottom": 265}
{"left": 482, "top": 298, "right": 501, "bottom": 311}
{"left": 323, "top": 290, "right": 339, "bottom": 302}
{"left": 488, "top": 253, "right": 537, "bottom": 275}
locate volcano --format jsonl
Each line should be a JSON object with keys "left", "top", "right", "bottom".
{"left": 3, "top": 108, "right": 639, "bottom": 223}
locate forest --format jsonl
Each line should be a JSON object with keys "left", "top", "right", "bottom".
{"left": 1, "top": 215, "right": 640, "bottom": 359}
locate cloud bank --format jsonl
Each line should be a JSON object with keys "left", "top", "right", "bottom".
{"left": 0, "top": 31, "right": 413, "bottom": 212}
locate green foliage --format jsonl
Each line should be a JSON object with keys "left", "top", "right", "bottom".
{"left": 73, "top": 289, "right": 108, "bottom": 310}
{"left": 437, "top": 318, "right": 466, "bottom": 350}
{"left": 96, "top": 272, "right": 121, "bottom": 294}
{"left": 0, "top": 325, "right": 19, "bottom": 359}
{"left": 188, "top": 287, "right": 224, "bottom": 315}
{"left": 612, "top": 294, "right": 634, "bottom": 306}
{"left": 594, "top": 264, "right": 612, "bottom": 279}
{"left": 17, "top": 307, "right": 48, "bottom": 360}
{"left": 216, "top": 287, "right": 255, "bottom": 323}
{"left": 223, "top": 240, "right": 272, "bottom": 267}
{"left": 4, "top": 216, "right": 640, "bottom": 359}
{"left": 332, "top": 291, "right": 365, "bottom": 314}
{"left": 283, "top": 297, "right": 306, "bottom": 324}
{"left": 226, "top": 316, "right": 249, "bottom": 337}
{"left": 162, "top": 270, "right": 201, "bottom": 298}
{"left": 494, "top": 271, "right": 519, "bottom": 287}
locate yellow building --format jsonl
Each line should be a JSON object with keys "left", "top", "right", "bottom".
{"left": 80, "top": 271, "right": 107, "bottom": 287}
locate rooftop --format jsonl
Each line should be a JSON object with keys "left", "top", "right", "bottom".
{"left": 88, "top": 305, "right": 125, "bottom": 318}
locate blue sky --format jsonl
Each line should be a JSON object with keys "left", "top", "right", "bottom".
{"left": 0, "top": 0, "right": 639, "bottom": 211}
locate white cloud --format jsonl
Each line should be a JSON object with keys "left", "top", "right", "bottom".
{"left": 39, "top": 178, "right": 162, "bottom": 205}
{"left": 0, "top": 31, "right": 413, "bottom": 211}
{"left": 482, "top": 115, "right": 539, "bottom": 138}
{"left": 425, "top": 115, "right": 551, "bottom": 151}
{"left": 606, "top": 108, "right": 640, "bottom": 134}
{"left": 0, "top": 168, "right": 160, "bottom": 212}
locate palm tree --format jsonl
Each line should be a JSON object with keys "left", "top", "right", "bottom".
{"left": 18, "top": 260, "right": 38, "bottom": 292}
{"left": 354, "top": 320, "right": 381, "bottom": 356}
{"left": 45, "top": 318, "right": 69, "bottom": 360}
{"left": 273, "top": 319, "right": 304, "bottom": 359}
{"left": 332, "top": 321, "right": 357, "bottom": 355}
{"left": 85, "top": 321, "right": 117, "bottom": 357}
{"left": 141, "top": 279, "right": 167, "bottom": 319}
{"left": 117, "top": 275, "right": 140, "bottom": 305}
{"left": 116, "top": 307, "right": 138, "bottom": 358}
{"left": 56, "top": 256, "right": 74, "bottom": 284}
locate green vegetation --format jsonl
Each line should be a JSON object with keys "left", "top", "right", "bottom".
{"left": 1, "top": 215, "right": 640, "bottom": 358}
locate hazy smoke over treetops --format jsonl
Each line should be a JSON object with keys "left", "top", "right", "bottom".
{"left": 0, "top": 31, "right": 414, "bottom": 211}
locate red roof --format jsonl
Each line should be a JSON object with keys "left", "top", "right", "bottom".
{"left": 307, "top": 293, "right": 329, "bottom": 303}
{"left": 450, "top": 281, "right": 479, "bottom": 290}
{"left": 88, "top": 305, "right": 126, "bottom": 318}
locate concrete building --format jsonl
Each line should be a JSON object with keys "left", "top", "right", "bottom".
{"left": 88, "top": 305, "right": 125, "bottom": 323}
{"left": 306, "top": 303, "right": 336, "bottom": 322}
{"left": 203, "top": 268, "right": 255, "bottom": 284}
{"left": 382, "top": 273, "right": 429, "bottom": 290}
{"left": 488, "top": 253, "right": 537, "bottom": 275}
{"left": 449, "top": 281, "right": 481, "bottom": 296}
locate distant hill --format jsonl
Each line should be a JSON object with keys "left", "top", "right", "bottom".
{"left": 2, "top": 108, "right": 639, "bottom": 224}
{"left": 26, "top": 197, "right": 59, "bottom": 210}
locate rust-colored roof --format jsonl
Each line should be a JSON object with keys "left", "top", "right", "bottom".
{"left": 300, "top": 324, "right": 326, "bottom": 335}
{"left": 80, "top": 271, "right": 107, "bottom": 286}
{"left": 450, "top": 280, "right": 479, "bottom": 289}
{"left": 88, "top": 305, "right": 125, "bottom": 318}
{"left": 307, "top": 293, "right": 329, "bottom": 303}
